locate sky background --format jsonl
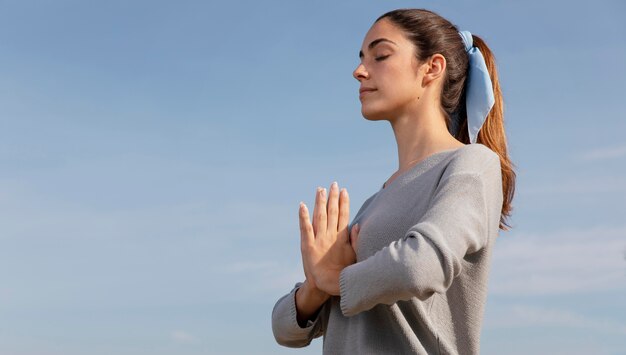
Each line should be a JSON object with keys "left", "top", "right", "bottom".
{"left": 1, "top": 0, "right": 625, "bottom": 354}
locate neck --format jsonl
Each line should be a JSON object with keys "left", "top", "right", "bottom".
{"left": 389, "top": 99, "right": 463, "bottom": 172}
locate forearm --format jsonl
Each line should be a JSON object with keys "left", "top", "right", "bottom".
{"left": 272, "top": 281, "right": 327, "bottom": 347}
{"left": 339, "top": 228, "right": 451, "bottom": 316}
{"left": 295, "top": 280, "right": 331, "bottom": 327}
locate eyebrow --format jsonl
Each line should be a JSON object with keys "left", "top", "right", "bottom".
{"left": 359, "top": 38, "right": 397, "bottom": 59}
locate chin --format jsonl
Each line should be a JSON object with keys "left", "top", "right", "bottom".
{"left": 360, "top": 103, "right": 392, "bottom": 121}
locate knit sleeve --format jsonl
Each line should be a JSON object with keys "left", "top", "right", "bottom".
{"left": 271, "top": 281, "right": 330, "bottom": 347}
{"left": 338, "top": 157, "right": 502, "bottom": 317}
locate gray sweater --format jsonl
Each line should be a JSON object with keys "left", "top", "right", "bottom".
{"left": 271, "top": 144, "right": 504, "bottom": 354}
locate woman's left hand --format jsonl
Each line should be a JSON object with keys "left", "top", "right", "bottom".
{"left": 299, "top": 182, "right": 355, "bottom": 296}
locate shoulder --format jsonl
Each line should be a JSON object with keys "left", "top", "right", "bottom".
{"left": 442, "top": 144, "right": 501, "bottom": 180}
{"left": 435, "top": 145, "right": 503, "bottom": 212}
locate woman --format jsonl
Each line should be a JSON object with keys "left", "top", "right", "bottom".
{"left": 272, "top": 8, "right": 515, "bottom": 355}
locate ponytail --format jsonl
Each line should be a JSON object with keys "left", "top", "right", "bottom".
{"left": 457, "top": 35, "right": 516, "bottom": 230}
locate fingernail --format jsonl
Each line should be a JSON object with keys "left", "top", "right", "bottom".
{"left": 332, "top": 181, "right": 338, "bottom": 190}
{"left": 322, "top": 188, "right": 327, "bottom": 198}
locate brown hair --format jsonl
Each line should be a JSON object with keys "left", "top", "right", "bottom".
{"left": 376, "top": 8, "right": 516, "bottom": 230}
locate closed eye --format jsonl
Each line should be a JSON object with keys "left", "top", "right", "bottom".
{"left": 375, "top": 55, "right": 390, "bottom": 62}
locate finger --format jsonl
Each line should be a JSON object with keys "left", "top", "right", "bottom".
{"left": 311, "top": 187, "right": 323, "bottom": 235}
{"left": 326, "top": 182, "right": 340, "bottom": 233}
{"left": 313, "top": 186, "right": 327, "bottom": 236}
{"left": 311, "top": 190, "right": 318, "bottom": 235}
{"left": 299, "top": 202, "right": 314, "bottom": 248}
{"left": 338, "top": 188, "right": 350, "bottom": 241}
{"left": 350, "top": 223, "right": 360, "bottom": 247}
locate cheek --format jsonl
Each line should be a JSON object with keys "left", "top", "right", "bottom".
{"left": 397, "top": 68, "right": 420, "bottom": 93}
{"left": 382, "top": 66, "right": 419, "bottom": 100}
{"left": 380, "top": 82, "right": 417, "bottom": 109}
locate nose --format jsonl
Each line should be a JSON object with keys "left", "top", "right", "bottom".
{"left": 353, "top": 63, "right": 368, "bottom": 81}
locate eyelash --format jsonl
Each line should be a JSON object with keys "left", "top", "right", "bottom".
{"left": 375, "top": 55, "right": 390, "bottom": 61}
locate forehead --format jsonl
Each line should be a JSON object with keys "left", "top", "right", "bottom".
{"left": 361, "top": 19, "right": 408, "bottom": 49}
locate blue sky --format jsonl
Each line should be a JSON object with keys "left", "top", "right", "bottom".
{"left": 1, "top": 0, "right": 625, "bottom": 354}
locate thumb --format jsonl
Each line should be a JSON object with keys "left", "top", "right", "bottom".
{"left": 350, "top": 223, "right": 360, "bottom": 246}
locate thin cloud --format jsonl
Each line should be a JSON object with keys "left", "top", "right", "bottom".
{"left": 171, "top": 330, "right": 196, "bottom": 344}
{"left": 578, "top": 145, "right": 626, "bottom": 161}
{"left": 209, "top": 259, "right": 306, "bottom": 302}
{"left": 486, "top": 304, "right": 626, "bottom": 335}
{"left": 521, "top": 176, "right": 626, "bottom": 194}
{"left": 217, "top": 260, "right": 279, "bottom": 273}
{"left": 490, "top": 226, "right": 626, "bottom": 296}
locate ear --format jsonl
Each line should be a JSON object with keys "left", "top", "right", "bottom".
{"left": 422, "top": 53, "right": 446, "bottom": 87}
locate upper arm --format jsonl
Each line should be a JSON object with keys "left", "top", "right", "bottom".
{"left": 338, "top": 153, "right": 502, "bottom": 316}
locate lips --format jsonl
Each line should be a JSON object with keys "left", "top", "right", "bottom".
{"left": 359, "top": 88, "right": 377, "bottom": 98}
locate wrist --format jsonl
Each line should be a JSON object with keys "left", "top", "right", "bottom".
{"left": 312, "top": 269, "right": 342, "bottom": 297}
{"left": 302, "top": 279, "right": 331, "bottom": 302}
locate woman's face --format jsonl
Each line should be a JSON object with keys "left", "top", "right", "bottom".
{"left": 353, "top": 18, "right": 425, "bottom": 121}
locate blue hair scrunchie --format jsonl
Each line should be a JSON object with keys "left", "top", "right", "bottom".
{"left": 457, "top": 30, "right": 495, "bottom": 144}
